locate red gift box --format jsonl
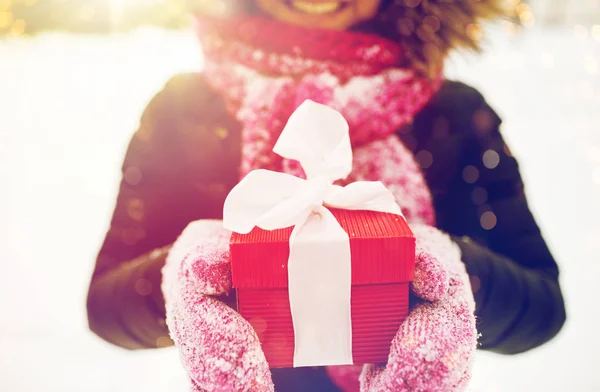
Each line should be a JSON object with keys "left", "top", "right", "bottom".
{"left": 230, "top": 208, "right": 415, "bottom": 368}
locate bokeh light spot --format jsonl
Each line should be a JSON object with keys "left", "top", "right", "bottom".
{"left": 466, "top": 23, "right": 483, "bottom": 42}
{"left": 416, "top": 150, "right": 433, "bottom": 169}
{"left": 135, "top": 278, "right": 153, "bottom": 296}
{"left": 124, "top": 166, "right": 142, "bottom": 185}
{"left": 214, "top": 126, "right": 229, "bottom": 139}
{"left": 127, "top": 198, "right": 145, "bottom": 221}
{"left": 0, "top": 11, "right": 12, "bottom": 28}
{"left": 423, "top": 15, "right": 441, "bottom": 33}
{"left": 462, "top": 165, "right": 479, "bottom": 184}
{"left": 396, "top": 17, "right": 415, "bottom": 36}
{"left": 432, "top": 116, "right": 449, "bottom": 138}
{"left": 473, "top": 109, "right": 494, "bottom": 134}
{"left": 472, "top": 187, "right": 488, "bottom": 206}
{"left": 483, "top": 150, "right": 500, "bottom": 169}
{"left": 249, "top": 317, "right": 267, "bottom": 336}
{"left": 470, "top": 275, "right": 481, "bottom": 293}
{"left": 517, "top": 4, "right": 535, "bottom": 28}
{"left": 480, "top": 211, "right": 497, "bottom": 230}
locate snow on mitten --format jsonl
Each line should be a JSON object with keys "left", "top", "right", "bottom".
{"left": 359, "top": 224, "right": 477, "bottom": 392}
{"left": 161, "top": 220, "right": 274, "bottom": 392}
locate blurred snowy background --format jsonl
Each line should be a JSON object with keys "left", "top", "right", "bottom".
{"left": 1, "top": 1, "right": 600, "bottom": 391}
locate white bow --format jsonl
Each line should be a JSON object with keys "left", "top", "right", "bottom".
{"left": 223, "top": 100, "right": 402, "bottom": 367}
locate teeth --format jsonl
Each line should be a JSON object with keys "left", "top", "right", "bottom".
{"left": 291, "top": 1, "right": 342, "bottom": 14}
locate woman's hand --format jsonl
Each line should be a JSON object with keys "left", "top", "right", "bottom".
{"left": 161, "top": 220, "right": 274, "bottom": 392}
{"left": 359, "top": 225, "right": 477, "bottom": 392}
{"left": 327, "top": 225, "right": 477, "bottom": 392}
{"left": 163, "top": 220, "right": 476, "bottom": 392}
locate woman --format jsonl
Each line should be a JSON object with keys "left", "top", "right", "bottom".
{"left": 87, "top": 1, "right": 566, "bottom": 390}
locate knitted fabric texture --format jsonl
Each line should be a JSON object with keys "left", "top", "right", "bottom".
{"left": 162, "top": 221, "right": 476, "bottom": 392}
{"left": 162, "top": 15, "right": 477, "bottom": 392}
{"left": 196, "top": 16, "right": 442, "bottom": 225}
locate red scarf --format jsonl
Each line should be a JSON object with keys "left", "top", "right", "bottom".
{"left": 194, "top": 15, "right": 443, "bottom": 180}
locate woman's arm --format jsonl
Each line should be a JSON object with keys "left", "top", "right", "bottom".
{"left": 407, "top": 81, "right": 566, "bottom": 354}
{"left": 86, "top": 73, "right": 241, "bottom": 349}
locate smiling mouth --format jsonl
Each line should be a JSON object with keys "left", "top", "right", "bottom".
{"left": 285, "top": 0, "right": 349, "bottom": 15}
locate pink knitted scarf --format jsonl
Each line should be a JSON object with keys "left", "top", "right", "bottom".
{"left": 194, "top": 15, "right": 443, "bottom": 180}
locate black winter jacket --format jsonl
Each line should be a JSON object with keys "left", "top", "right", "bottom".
{"left": 86, "top": 74, "right": 566, "bottom": 391}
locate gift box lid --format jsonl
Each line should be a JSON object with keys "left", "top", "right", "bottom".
{"left": 230, "top": 208, "right": 415, "bottom": 289}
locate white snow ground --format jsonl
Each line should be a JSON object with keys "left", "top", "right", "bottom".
{"left": 0, "top": 26, "right": 599, "bottom": 391}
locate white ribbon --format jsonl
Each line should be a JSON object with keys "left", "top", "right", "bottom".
{"left": 223, "top": 100, "right": 402, "bottom": 367}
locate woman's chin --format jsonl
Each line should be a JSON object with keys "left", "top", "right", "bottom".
{"left": 254, "top": 0, "right": 380, "bottom": 30}
{"left": 256, "top": 0, "right": 350, "bottom": 29}
{"left": 191, "top": 0, "right": 381, "bottom": 31}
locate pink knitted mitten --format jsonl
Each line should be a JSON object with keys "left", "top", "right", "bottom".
{"left": 163, "top": 221, "right": 476, "bottom": 392}
{"left": 325, "top": 225, "right": 476, "bottom": 392}
{"left": 161, "top": 220, "right": 274, "bottom": 392}
{"left": 358, "top": 224, "right": 477, "bottom": 392}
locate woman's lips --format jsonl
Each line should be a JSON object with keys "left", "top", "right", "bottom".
{"left": 286, "top": 0, "right": 349, "bottom": 15}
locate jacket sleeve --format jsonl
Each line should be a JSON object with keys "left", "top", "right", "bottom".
{"left": 411, "top": 82, "right": 566, "bottom": 354}
{"left": 86, "top": 73, "right": 241, "bottom": 350}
